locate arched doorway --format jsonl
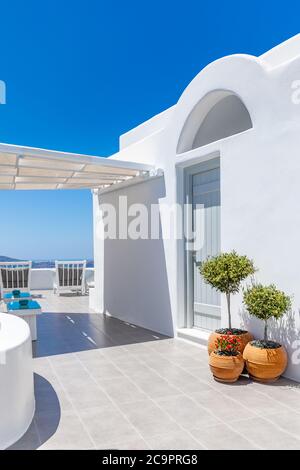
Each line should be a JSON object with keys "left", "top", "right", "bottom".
{"left": 178, "top": 90, "right": 252, "bottom": 331}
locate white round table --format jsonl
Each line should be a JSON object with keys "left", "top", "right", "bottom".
{"left": 0, "top": 313, "right": 35, "bottom": 449}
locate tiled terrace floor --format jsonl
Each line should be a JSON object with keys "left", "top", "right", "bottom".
{"left": 8, "top": 291, "right": 300, "bottom": 450}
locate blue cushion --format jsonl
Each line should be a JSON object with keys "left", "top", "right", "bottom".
{"left": 4, "top": 292, "right": 31, "bottom": 299}
{"left": 8, "top": 300, "right": 41, "bottom": 311}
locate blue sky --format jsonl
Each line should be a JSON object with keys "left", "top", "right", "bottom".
{"left": 0, "top": 0, "right": 299, "bottom": 259}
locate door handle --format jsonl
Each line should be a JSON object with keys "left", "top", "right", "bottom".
{"left": 191, "top": 251, "right": 202, "bottom": 268}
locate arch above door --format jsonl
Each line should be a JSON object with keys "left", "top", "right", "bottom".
{"left": 177, "top": 89, "right": 253, "bottom": 154}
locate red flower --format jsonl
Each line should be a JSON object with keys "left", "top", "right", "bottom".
{"left": 216, "top": 333, "right": 240, "bottom": 354}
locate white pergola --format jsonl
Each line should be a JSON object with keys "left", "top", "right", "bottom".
{"left": 0, "top": 142, "right": 154, "bottom": 190}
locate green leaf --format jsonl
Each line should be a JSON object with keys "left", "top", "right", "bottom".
{"left": 243, "top": 284, "right": 291, "bottom": 322}
{"left": 199, "top": 251, "right": 255, "bottom": 294}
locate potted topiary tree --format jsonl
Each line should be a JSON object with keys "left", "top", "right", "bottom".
{"left": 199, "top": 251, "right": 255, "bottom": 355}
{"left": 243, "top": 284, "right": 291, "bottom": 382}
{"left": 209, "top": 334, "right": 244, "bottom": 383}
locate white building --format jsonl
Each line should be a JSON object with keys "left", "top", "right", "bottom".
{"left": 1, "top": 34, "right": 300, "bottom": 383}
{"left": 93, "top": 34, "right": 300, "bottom": 382}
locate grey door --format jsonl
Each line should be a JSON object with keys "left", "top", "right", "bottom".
{"left": 192, "top": 162, "right": 221, "bottom": 330}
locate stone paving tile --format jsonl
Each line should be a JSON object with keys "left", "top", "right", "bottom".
{"left": 267, "top": 410, "right": 300, "bottom": 434}
{"left": 220, "top": 385, "right": 290, "bottom": 415}
{"left": 83, "top": 360, "right": 125, "bottom": 380}
{"left": 155, "top": 395, "right": 220, "bottom": 429}
{"left": 117, "top": 399, "right": 182, "bottom": 439}
{"left": 190, "top": 390, "right": 257, "bottom": 422}
{"left": 190, "top": 424, "right": 258, "bottom": 450}
{"left": 97, "top": 376, "right": 148, "bottom": 404}
{"left": 233, "top": 417, "right": 300, "bottom": 450}
{"left": 253, "top": 386, "right": 300, "bottom": 411}
{"left": 119, "top": 360, "right": 159, "bottom": 377}
{"left": 78, "top": 406, "right": 142, "bottom": 447}
{"left": 66, "top": 385, "right": 113, "bottom": 410}
{"left": 146, "top": 431, "right": 205, "bottom": 450}
{"left": 131, "top": 375, "right": 180, "bottom": 400}
{"left": 96, "top": 437, "right": 150, "bottom": 450}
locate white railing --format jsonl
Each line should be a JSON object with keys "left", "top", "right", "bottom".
{"left": 0, "top": 261, "right": 32, "bottom": 297}
{"left": 54, "top": 260, "right": 86, "bottom": 295}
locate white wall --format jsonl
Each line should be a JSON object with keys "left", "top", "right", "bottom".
{"left": 95, "top": 177, "right": 174, "bottom": 336}
{"left": 260, "top": 33, "right": 300, "bottom": 68}
{"left": 119, "top": 106, "right": 175, "bottom": 150}
{"left": 221, "top": 126, "right": 300, "bottom": 382}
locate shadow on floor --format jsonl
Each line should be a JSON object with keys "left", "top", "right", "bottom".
{"left": 33, "top": 312, "right": 169, "bottom": 358}
{"left": 8, "top": 374, "right": 61, "bottom": 450}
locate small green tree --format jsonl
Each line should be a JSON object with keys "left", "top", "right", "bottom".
{"left": 199, "top": 251, "right": 255, "bottom": 329}
{"left": 243, "top": 284, "right": 291, "bottom": 341}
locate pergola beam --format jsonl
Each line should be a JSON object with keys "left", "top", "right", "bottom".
{"left": 0, "top": 142, "right": 156, "bottom": 190}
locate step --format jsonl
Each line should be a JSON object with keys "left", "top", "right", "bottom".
{"left": 177, "top": 328, "right": 210, "bottom": 348}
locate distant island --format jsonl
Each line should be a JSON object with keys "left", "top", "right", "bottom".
{"left": 0, "top": 256, "right": 94, "bottom": 268}
{"left": 0, "top": 256, "right": 20, "bottom": 262}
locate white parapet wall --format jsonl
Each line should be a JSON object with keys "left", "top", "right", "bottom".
{"left": 30, "top": 268, "right": 94, "bottom": 290}
{"left": 31, "top": 269, "right": 55, "bottom": 290}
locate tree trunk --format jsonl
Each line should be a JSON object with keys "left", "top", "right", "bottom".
{"left": 264, "top": 320, "right": 268, "bottom": 341}
{"left": 226, "top": 293, "right": 232, "bottom": 329}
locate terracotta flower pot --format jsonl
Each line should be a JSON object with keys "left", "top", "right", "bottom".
{"left": 208, "top": 331, "right": 253, "bottom": 355}
{"left": 243, "top": 342, "right": 288, "bottom": 383}
{"left": 209, "top": 351, "right": 244, "bottom": 383}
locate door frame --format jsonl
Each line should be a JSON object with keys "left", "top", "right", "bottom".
{"left": 176, "top": 151, "right": 220, "bottom": 329}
